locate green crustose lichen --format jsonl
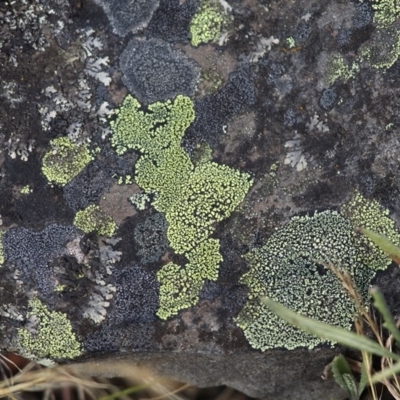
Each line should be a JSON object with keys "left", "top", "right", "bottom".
{"left": 357, "top": 0, "right": 400, "bottom": 70}
{"left": 236, "top": 193, "right": 400, "bottom": 351}
{"left": 372, "top": 0, "right": 400, "bottom": 28}
{"left": 42, "top": 137, "right": 93, "bottom": 186}
{"left": 74, "top": 205, "right": 117, "bottom": 237}
{"left": 325, "top": 53, "right": 359, "bottom": 85}
{"left": 341, "top": 191, "right": 400, "bottom": 270}
{"left": 18, "top": 298, "right": 81, "bottom": 359}
{"left": 190, "top": 0, "right": 225, "bottom": 47}
{"left": 111, "top": 94, "right": 253, "bottom": 319}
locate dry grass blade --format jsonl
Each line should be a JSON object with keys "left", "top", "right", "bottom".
{"left": 0, "top": 365, "right": 111, "bottom": 397}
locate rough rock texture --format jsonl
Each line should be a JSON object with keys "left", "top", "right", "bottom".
{"left": 1, "top": 0, "right": 400, "bottom": 399}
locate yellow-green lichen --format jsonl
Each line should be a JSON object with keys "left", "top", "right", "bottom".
{"left": 236, "top": 192, "right": 400, "bottom": 351}
{"left": 129, "top": 193, "right": 151, "bottom": 210}
{"left": 111, "top": 94, "right": 253, "bottom": 319}
{"left": 0, "top": 230, "right": 5, "bottom": 265}
{"left": 326, "top": 53, "right": 359, "bottom": 85}
{"left": 118, "top": 175, "right": 133, "bottom": 185}
{"left": 372, "top": 0, "right": 400, "bottom": 28}
{"left": 190, "top": 0, "right": 225, "bottom": 47}
{"left": 74, "top": 205, "right": 117, "bottom": 237}
{"left": 18, "top": 298, "right": 81, "bottom": 359}
{"left": 20, "top": 185, "right": 32, "bottom": 195}
{"left": 341, "top": 191, "right": 400, "bottom": 270}
{"left": 42, "top": 137, "right": 93, "bottom": 186}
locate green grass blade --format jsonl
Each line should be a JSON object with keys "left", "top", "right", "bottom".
{"left": 370, "top": 286, "right": 400, "bottom": 344}
{"left": 358, "top": 361, "right": 369, "bottom": 394}
{"left": 371, "top": 361, "right": 400, "bottom": 384}
{"left": 331, "top": 355, "right": 359, "bottom": 400}
{"left": 261, "top": 297, "right": 400, "bottom": 361}
{"left": 358, "top": 228, "right": 400, "bottom": 264}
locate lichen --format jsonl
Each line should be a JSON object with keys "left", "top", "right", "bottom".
{"left": 325, "top": 53, "right": 359, "bottom": 85}
{"left": 18, "top": 298, "right": 81, "bottom": 359}
{"left": 42, "top": 137, "right": 93, "bottom": 186}
{"left": 119, "top": 38, "right": 200, "bottom": 104}
{"left": 0, "top": 230, "right": 5, "bottom": 265}
{"left": 94, "top": 0, "right": 160, "bottom": 37}
{"left": 130, "top": 193, "right": 151, "bottom": 210}
{"left": 190, "top": 0, "right": 225, "bottom": 47}
{"left": 236, "top": 192, "right": 400, "bottom": 351}
{"left": 74, "top": 205, "right": 117, "bottom": 237}
{"left": 111, "top": 94, "right": 253, "bottom": 319}
{"left": 341, "top": 191, "right": 400, "bottom": 271}
{"left": 20, "top": 185, "right": 32, "bottom": 195}
{"left": 372, "top": 0, "right": 400, "bottom": 28}
{"left": 134, "top": 213, "right": 169, "bottom": 264}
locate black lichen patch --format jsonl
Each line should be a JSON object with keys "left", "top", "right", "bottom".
{"left": 3, "top": 225, "right": 78, "bottom": 295}
{"left": 84, "top": 321, "right": 156, "bottom": 353}
{"left": 5, "top": 157, "right": 75, "bottom": 230}
{"left": 63, "top": 160, "right": 114, "bottom": 212}
{"left": 119, "top": 38, "right": 200, "bottom": 104}
{"left": 185, "top": 66, "right": 257, "bottom": 148}
{"left": 83, "top": 264, "right": 159, "bottom": 354}
{"left": 145, "top": 0, "right": 200, "bottom": 43}
{"left": 110, "top": 264, "right": 159, "bottom": 324}
{"left": 319, "top": 87, "right": 338, "bottom": 111}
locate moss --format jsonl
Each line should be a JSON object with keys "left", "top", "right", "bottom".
{"left": 190, "top": 0, "right": 225, "bottom": 47}
{"left": 74, "top": 205, "right": 117, "bottom": 237}
{"left": 111, "top": 94, "right": 253, "bottom": 319}
{"left": 42, "top": 137, "right": 93, "bottom": 186}
{"left": 18, "top": 298, "right": 81, "bottom": 359}
{"left": 237, "top": 192, "right": 400, "bottom": 351}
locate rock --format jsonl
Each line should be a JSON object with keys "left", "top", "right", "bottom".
{"left": 1, "top": 0, "right": 400, "bottom": 399}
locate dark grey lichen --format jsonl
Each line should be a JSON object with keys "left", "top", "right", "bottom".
{"left": 63, "top": 161, "right": 114, "bottom": 212}
{"left": 185, "top": 66, "right": 257, "bottom": 147}
{"left": 134, "top": 213, "right": 169, "bottom": 264}
{"left": 119, "top": 38, "right": 200, "bottom": 104}
{"left": 94, "top": 0, "right": 160, "bottom": 37}
{"left": 145, "top": 0, "right": 200, "bottom": 43}
{"left": 3, "top": 225, "right": 78, "bottom": 295}
{"left": 353, "top": 2, "right": 373, "bottom": 29}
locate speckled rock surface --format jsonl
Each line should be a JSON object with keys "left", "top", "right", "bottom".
{"left": 2, "top": 0, "right": 400, "bottom": 399}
